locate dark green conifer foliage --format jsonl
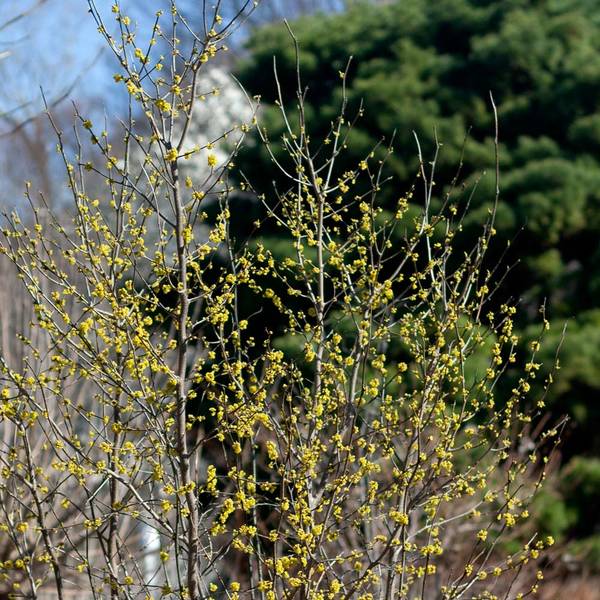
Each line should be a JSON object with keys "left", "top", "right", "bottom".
{"left": 234, "top": 0, "right": 600, "bottom": 555}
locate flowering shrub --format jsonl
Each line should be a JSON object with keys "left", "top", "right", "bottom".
{"left": 0, "top": 2, "right": 560, "bottom": 599}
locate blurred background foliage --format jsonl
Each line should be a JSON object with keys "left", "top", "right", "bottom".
{"left": 231, "top": 0, "right": 600, "bottom": 569}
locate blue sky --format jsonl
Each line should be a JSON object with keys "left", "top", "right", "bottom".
{"left": 0, "top": 0, "right": 337, "bottom": 131}
{"left": 0, "top": 0, "right": 189, "bottom": 125}
{"left": 0, "top": 0, "right": 109, "bottom": 121}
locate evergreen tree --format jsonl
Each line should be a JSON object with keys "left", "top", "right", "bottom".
{"left": 235, "top": 0, "right": 600, "bottom": 559}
